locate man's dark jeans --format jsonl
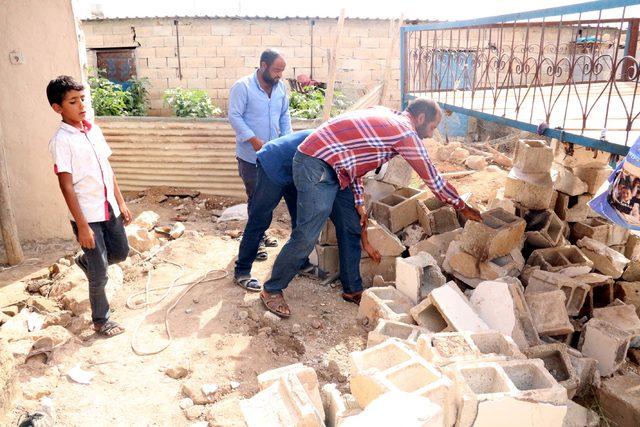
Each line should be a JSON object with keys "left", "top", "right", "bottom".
{"left": 237, "top": 157, "right": 258, "bottom": 204}
{"left": 71, "top": 204, "right": 129, "bottom": 324}
{"left": 235, "top": 163, "right": 297, "bottom": 278}
{"left": 264, "top": 151, "right": 363, "bottom": 294}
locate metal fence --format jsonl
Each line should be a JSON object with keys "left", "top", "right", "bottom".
{"left": 401, "top": 0, "right": 640, "bottom": 155}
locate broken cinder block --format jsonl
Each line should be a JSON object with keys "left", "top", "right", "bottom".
{"left": 580, "top": 318, "right": 631, "bottom": 376}
{"left": 577, "top": 237, "right": 630, "bottom": 279}
{"left": 552, "top": 164, "right": 588, "bottom": 196}
{"left": 373, "top": 156, "right": 413, "bottom": 187}
{"left": 523, "top": 343, "right": 579, "bottom": 399}
{"left": 527, "top": 246, "right": 593, "bottom": 277}
{"left": 525, "top": 210, "right": 565, "bottom": 248}
{"left": 459, "top": 208, "right": 525, "bottom": 261}
{"left": 525, "top": 290, "right": 574, "bottom": 337}
{"left": 596, "top": 372, "right": 640, "bottom": 427}
{"left": 367, "top": 319, "right": 431, "bottom": 350}
{"left": 554, "top": 192, "right": 591, "bottom": 222}
{"left": 417, "top": 198, "right": 460, "bottom": 236}
{"left": 504, "top": 171, "right": 555, "bottom": 211}
{"left": 340, "top": 391, "right": 443, "bottom": 427}
{"left": 321, "top": 384, "right": 361, "bottom": 427}
{"left": 365, "top": 220, "right": 404, "bottom": 257}
{"left": 371, "top": 187, "right": 428, "bottom": 233}
{"left": 570, "top": 217, "right": 610, "bottom": 244}
{"left": 513, "top": 139, "right": 554, "bottom": 175}
{"left": 358, "top": 286, "right": 415, "bottom": 326}
{"left": 526, "top": 269, "right": 589, "bottom": 317}
{"left": 395, "top": 252, "right": 446, "bottom": 304}
{"left": 572, "top": 164, "right": 612, "bottom": 195}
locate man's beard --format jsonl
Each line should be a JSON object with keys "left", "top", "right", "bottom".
{"left": 263, "top": 71, "right": 278, "bottom": 85}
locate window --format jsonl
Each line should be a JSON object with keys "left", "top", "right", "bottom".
{"left": 96, "top": 48, "right": 137, "bottom": 89}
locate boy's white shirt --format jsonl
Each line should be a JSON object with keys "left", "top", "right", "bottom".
{"left": 48, "top": 121, "right": 121, "bottom": 223}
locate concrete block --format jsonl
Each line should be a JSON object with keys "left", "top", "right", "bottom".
{"left": 617, "top": 281, "right": 640, "bottom": 316}
{"left": 321, "top": 384, "right": 361, "bottom": 427}
{"left": 488, "top": 191, "right": 516, "bottom": 215}
{"left": 572, "top": 164, "right": 612, "bottom": 194}
{"left": 567, "top": 350, "right": 600, "bottom": 398}
{"left": 319, "top": 220, "right": 338, "bottom": 245}
{"left": 316, "top": 244, "right": 340, "bottom": 276}
{"left": 409, "top": 296, "right": 450, "bottom": 332}
{"left": 395, "top": 252, "right": 446, "bottom": 303}
{"left": 459, "top": 208, "right": 525, "bottom": 261}
{"left": 417, "top": 198, "right": 460, "bottom": 236}
{"left": 360, "top": 257, "right": 396, "bottom": 288}
{"left": 358, "top": 286, "right": 415, "bottom": 325}
{"left": 514, "top": 139, "right": 554, "bottom": 175}
{"left": 525, "top": 290, "right": 574, "bottom": 336}
{"left": 133, "top": 210, "right": 160, "bottom": 230}
{"left": 349, "top": 340, "right": 454, "bottom": 418}
{"left": 570, "top": 217, "right": 610, "bottom": 244}
{"left": 596, "top": 373, "right": 640, "bottom": 427}
{"left": 525, "top": 210, "right": 565, "bottom": 248}
{"left": 417, "top": 331, "right": 524, "bottom": 367}
{"left": 373, "top": 156, "right": 413, "bottom": 187}
{"left": 577, "top": 237, "right": 630, "bottom": 279}
{"left": 371, "top": 187, "right": 428, "bottom": 233}
{"left": 363, "top": 178, "right": 396, "bottom": 211}
{"left": 478, "top": 249, "right": 525, "bottom": 281}
{"left": 624, "top": 232, "right": 640, "bottom": 260}
{"left": 341, "top": 391, "right": 444, "bottom": 427}
{"left": 399, "top": 223, "right": 426, "bottom": 247}
{"left": 552, "top": 164, "right": 588, "bottom": 196}
{"left": 527, "top": 246, "right": 593, "bottom": 277}
{"left": 470, "top": 281, "right": 542, "bottom": 350}
{"left": 608, "top": 223, "right": 630, "bottom": 246}
{"left": 504, "top": 171, "right": 555, "bottom": 210}
{"left": 563, "top": 401, "right": 599, "bottom": 427}
{"left": 622, "top": 260, "right": 640, "bottom": 281}
{"left": 409, "top": 228, "right": 462, "bottom": 267}
{"left": 366, "top": 220, "right": 404, "bottom": 257}
{"left": 580, "top": 318, "right": 631, "bottom": 376}
{"left": 125, "top": 223, "right": 160, "bottom": 252}
{"left": 240, "top": 375, "right": 324, "bottom": 427}
{"left": 593, "top": 303, "right": 640, "bottom": 337}
{"left": 554, "top": 192, "right": 591, "bottom": 222}
{"left": 427, "top": 282, "right": 490, "bottom": 332}
{"left": 523, "top": 344, "right": 579, "bottom": 398}
{"left": 444, "top": 359, "right": 567, "bottom": 427}
{"left": 443, "top": 240, "right": 480, "bottom": 278}
{"left": 526, "top": 269, "right": 590, "bottom": 316}
{"left": 257, "top": 363, "right": 324, "bottom": 420}
{"left": 367, "top": 319, "right": 431, "bottom": 350}
{"left": 574, "top": 273, "right": 615, "bottom": 315}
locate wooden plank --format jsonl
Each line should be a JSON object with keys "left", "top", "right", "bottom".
{"left": 381, "top": 16, "right": 404, "bottom": 105}
{"left": 322, "top": 9, "right": 346, "bottom": 121}
{"left": 0, "top": 121, "right": 23, "bottom": 265}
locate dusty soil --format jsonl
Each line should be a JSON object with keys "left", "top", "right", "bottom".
{"left": 0, "top": 140, "right": 509, "bottom": 426}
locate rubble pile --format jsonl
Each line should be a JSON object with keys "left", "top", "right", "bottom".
{"left": 241, "top": 140, "right": 640, "bottom": 426}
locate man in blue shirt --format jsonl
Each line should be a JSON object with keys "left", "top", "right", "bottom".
{"left": 228, "top": 49, "right": 292, "bottom": 258}
{"left": 234, "top": 130, "right": 381, "bottom": 308}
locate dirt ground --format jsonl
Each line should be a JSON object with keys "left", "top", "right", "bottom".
{"left": 0, "top": 140, "right": 509, "bottom": 426}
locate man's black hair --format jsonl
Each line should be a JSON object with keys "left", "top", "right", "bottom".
{"left": 406, "top": 98, "right": 441, "bottom": 124}
{"left": 46, "top": 75, "right": 84, "bottom": 106}
{"left": 259, "top": 49, "right": 281, "bottom": 67}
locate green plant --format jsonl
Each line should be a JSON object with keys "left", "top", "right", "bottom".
{"left": 163, "top": 88, "right": 222, "bottom": 118}
{"left": 87, "top": 71, "right": 149, "bottom": 116}
{"left": 289, "top": 86, "right": 349, "bottom": 119}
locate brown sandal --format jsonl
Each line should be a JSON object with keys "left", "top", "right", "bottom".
{"left": 260, "top": 291, "right": 291, "bottom": 318}
{"left": 342, "top": 291, "right": 363, "bottom": 305}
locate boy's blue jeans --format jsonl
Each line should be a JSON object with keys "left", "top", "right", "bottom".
{"left": 264, "top": 151, "right": 363, "bottom": 294}
{"left": 235, "top": 163, "right": 298, "bottom": 277}
{"left": 71, "top": 204, "right": 129, "bottom": 325}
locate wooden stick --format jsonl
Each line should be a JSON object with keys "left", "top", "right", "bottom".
{"left": 322, "top": 9, "right": 346, "bottom": 121}
{"left": 441, "top": 170, "right": 476, "bottom": 178}
{"left": 0, "top": 121, "right": 24, "bottom": 265}
{"left": 380, "top": 15, "right": 404, "bottom": 105}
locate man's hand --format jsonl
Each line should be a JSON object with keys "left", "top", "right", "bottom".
{"left": 78, "top": 224, "right": 96, "bottom": 249}
{"left": 248, "top": 137, "right": 264, "bottom": 151}
{"left": 460, "top": 204, "right": 483, "bottom": 222}
{"left": 119, "top": 202, "right": 132, "bottom": 225}
{"left": 363, "top": 241, "right": 382, "bottom": 264}
{"left": 355, "top": 205, "right": 368, "bottom": 227}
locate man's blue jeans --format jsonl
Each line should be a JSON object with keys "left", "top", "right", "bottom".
{"left": 235, "top": 163, "right": 297, "bottom": 277}
{"left": 264, "top": 152, "right": 363, "bottom": 294}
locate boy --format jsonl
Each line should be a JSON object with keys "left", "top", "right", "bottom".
{"left": 47, "top": 75, "right": 131, "bottom": 337}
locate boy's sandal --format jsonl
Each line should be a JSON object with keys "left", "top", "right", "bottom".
{"left": 342, "top": 291, "right": 363, "bottom": 305}
{"left": 260, "top": 291, "right": 291, "bottom": 318}
{"left": 234, "top": 276, "right": 262, "bottom": 292}
{"left": 263, "top": 236, "right": 279, "bottom": 247}
{"left": 256, "top": 250, "right": 268, "bottom": 261}
{"left": 94, "top": 320, "right": 125, "bottom": 337}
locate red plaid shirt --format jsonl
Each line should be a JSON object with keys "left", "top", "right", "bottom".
{"left": 298, "top": 107, "right": 465, "bottom": 209}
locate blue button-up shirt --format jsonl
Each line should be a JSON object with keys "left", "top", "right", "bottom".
{"left": 257, "top": 129, "right": 314, "bottom": 187}
{"left": 228, "top": 72, "right": 292, "bottom": 164}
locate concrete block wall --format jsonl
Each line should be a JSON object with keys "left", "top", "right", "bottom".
{"left": 81, "top": 17, "right": 416, "bottom": 116}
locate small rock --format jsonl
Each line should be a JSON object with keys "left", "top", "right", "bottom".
{"left": 185, "top": 308, "right": 193, "bottom": 314}
{"left": 192, "top": 298, "right": 199, "bottom": 304}
{"left": 58, "top": 258, "right": 72, "bottom": 267}
{"left": 310, "top": 319, "right": 323, "bottom": 329}
{"left": 2, "top": 305, "right": 19, "bottom": 317}
{"left": 372, "top": 275, "right": 385, "bottom": 287}
{"left": 291, "top": 323, "right": 302, "bottom": 334}
{"left": 263, "top": 311, "right": 281, "bottom": 324}
{"left": 184, "top": 405, "right": 203, "bottom": 420}
{"left": 201, "top": 383, "right": 219, "bottom": 395}
{"left": 486, "top": 165, "right": 501, "bottom": 172}
{"left": 450, "top": 147, "right": 470, "bottom": 164}
{"left": 237, "top": 310, "right": 249, "bottom": 320}
{"left": 464, "top": 155, "right": 487, "bottom": 170}
{"left": 165, "top": 362, "right": 190, "bottom": 379}
{"left": 179, "top": 397, "right": 193, "bottom": 409}
{"left": 182, "top": 380, "right": 210, "bottom": 405}
{"left": 225, "top": 229, "right": 242, "bottom": 239}
{"left": 258, "top": 327, "right": 272, "bottom": 335}
{"left": 230, "top": 381, "right": 240, "bottom": 390}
